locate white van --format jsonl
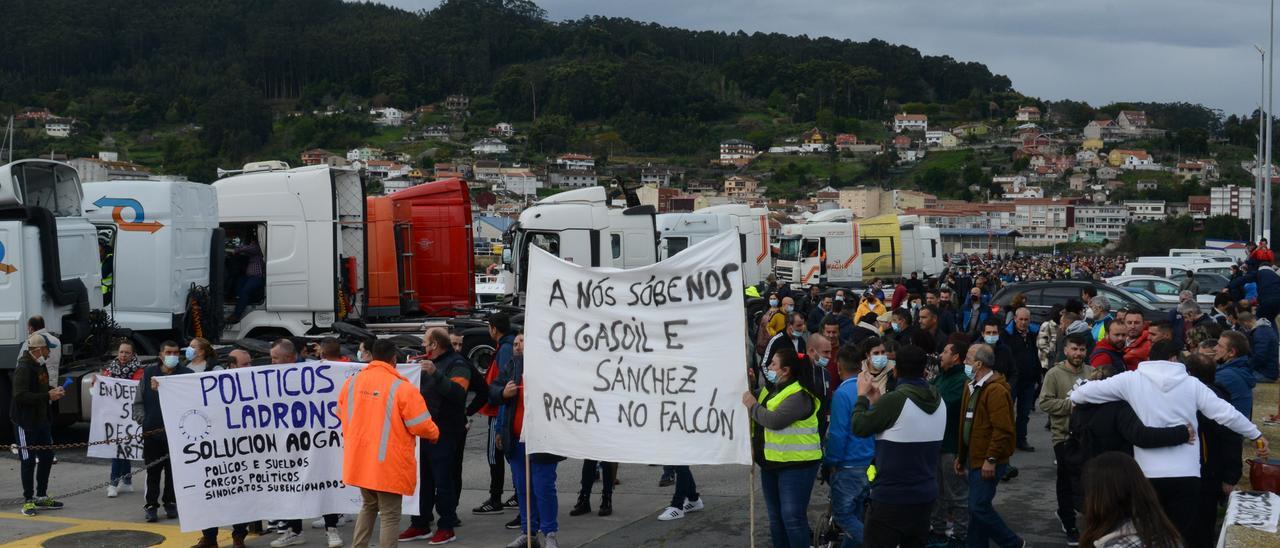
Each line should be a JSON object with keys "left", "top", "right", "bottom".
{"left": 1122, "top": 262, "right": 1232, "bottom": 280}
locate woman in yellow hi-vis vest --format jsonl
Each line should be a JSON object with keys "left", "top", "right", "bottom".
{"left": 742, "top": 347, "right": 823, "bottom": 548}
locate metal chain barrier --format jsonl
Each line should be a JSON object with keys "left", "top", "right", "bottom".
{"left": 1, "top": 428, "right": 169, "bottom": 506}
{"left": 7, "top": 427, "right": 166, "bottom": 453}
{"left": 0, "top": 453, "right": 170, "bottom": 507}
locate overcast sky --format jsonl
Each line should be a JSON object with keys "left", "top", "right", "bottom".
{"left": 373, "top": 0, "right": 1269, "bottom": 116}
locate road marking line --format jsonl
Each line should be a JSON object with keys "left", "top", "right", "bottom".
{"left": 0, "top": 512, "right": 200, "bottom": 547}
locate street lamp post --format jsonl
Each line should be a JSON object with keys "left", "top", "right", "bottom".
{"left": 1257, "top": 45, "right": 1267, "bottom": 241}
{"left": 1268, "top": 0, "right": 1276, "bottom": 240}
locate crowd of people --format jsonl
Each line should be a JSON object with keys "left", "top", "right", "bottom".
{"left": 7, "top": 244, "right": 1280, "bottom": 548}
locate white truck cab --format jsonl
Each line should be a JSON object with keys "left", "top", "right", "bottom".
{"left": 0, "top": 160, "right": 101, "bottom": 365}
{"left": 657, "top": 204, "right": 772, "bottom": 287}
{"left": 775, "top": 209, "right": 864, "bottom": 288}
{"left": 502, "top": 187, "right": 656, "bottom": 304}
{"left": 82, "top": 179, "right": 222, "bottom": 351}
{"left": 214, "top": 162, "right": 366, "bottom": 340}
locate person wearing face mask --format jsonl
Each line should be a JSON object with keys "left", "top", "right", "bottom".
{"left": 19, "top": 316, "right": 62, "bottom": 381}
{"left": 824, "top": 345, "right": 876, "bottom": 548}
{"left": 1171, "top": 300, "right": 1212, "bottom": 352}
{"left": 743, "top": 347, "right": 824, "bottom": 548}
{"left": 184, "top": 337, "right": 217, "bottom": 372}
{"left": 12, "top": 333, "right": 66, "bottom": 517}
{"left": 888, "top": 309, "right": 915, "bottom": 345}
{"left": 955, "top": 343, "right": 1023, "bottom": 548}
{"left": 1088, "top": 319, "right": 1129, "bottom": 371}
{"left": 861, "top": 336, "right": 895, "bottom": 395}
{"left": 132, "top": 341, "right": 193, "bottom": 523}
{"left": 99, "top": 341, "right": 143, "bottom": 498}
{"left": 1086, "top": 297, "right": 1113, "bottom": 343}
{"left": 856, "top": 291, "right": 887, "bottom": 324}
{"left": 762, "top": 313, "right": 810, "bottom": 387}
{"left": 928, "top": 341, "right": 970, "bottom": 546}
{"left": 961, "top": 288, "right": 991, "bottom": 339}
{"left": 1036, "top": 333, "right": 1092, "bottom": 544}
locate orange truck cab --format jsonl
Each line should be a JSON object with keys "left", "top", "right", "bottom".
{"left": 365, "top": 178, "right": 474, "bottom": 319}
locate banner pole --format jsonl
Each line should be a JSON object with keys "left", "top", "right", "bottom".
{"left": 749, "top": 465, "right": 756, "bottom": 548}
{"left": 525, "top": 443, "right": 532, "bottom": 548}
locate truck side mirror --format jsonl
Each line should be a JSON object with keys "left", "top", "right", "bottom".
{"left": 501, "top": 248, "right": 512, "bottom": 265}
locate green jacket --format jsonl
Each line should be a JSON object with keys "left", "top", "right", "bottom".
{"left": 1037, "top": 360, "right": 1089, "bottom": 444}
{"left": 11, "top": 354, "right": 50, "bottom": 429}
{"left": 930, "top": 364, "right": 968, "bottom": 454}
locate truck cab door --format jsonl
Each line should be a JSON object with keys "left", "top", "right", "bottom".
{"left": 798, "top": 238, "right": 824, "bottom": 287}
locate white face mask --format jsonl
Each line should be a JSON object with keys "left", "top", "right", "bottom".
{"left": 36, "top": 355, "right": 48, "bottom": 365}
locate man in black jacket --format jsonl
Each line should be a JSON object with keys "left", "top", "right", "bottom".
{"left": 402, "top": 327, "right": 475, "bottom": 544}
{"left": 1184, "top": 354, "right": 1244, "bottom": 548}
{"left": 133, "top": 340, "right": 194, "bottom": 523}
{"left": 12, "top": 333, "right": 66, "bottom": 516}
{"left": 1003, "top": 307, "right": 1041, "bottom": 452}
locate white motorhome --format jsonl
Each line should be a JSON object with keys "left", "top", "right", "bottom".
{"left": 214, "top": 162, "right": 366, "bottom": 340}
{"left": 501, "top": 187, "right": 656, "bottom": 303}
{"left": 1167, "top": 249, "right": 1236, "bottom": 263}
{"left": 0, "top": 159, "right": 102, "bottom": 429}
{"left": 775, "top": 209, "right": 864, "bottom": 288}
{"left": 82, "top": 180, "right": 223, "bottom": 352}
{"left": 657, "top": 204, "right": 772, "bottom": 287}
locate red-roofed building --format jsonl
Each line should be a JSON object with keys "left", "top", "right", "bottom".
{"left": 1015, "top": 106, "right": 1042, "bottom": 122}
{"left": 893, "top": 113, "right": 928, "bottom": 133}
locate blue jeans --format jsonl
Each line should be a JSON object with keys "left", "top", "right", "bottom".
{"left": 233, "top": 275, "right": 264, "bottom": 319}
{"left": 1014, "top": 382, "right": 1037, "bottom": 446}
{"left": 506, "top": 442, "right": 558, "bottom": 534}
{"left": 967, "top": 466, "right": 1021, "bottom": 548}
{"left": 830, "top": 465, "right": 869, "bottom": 548}
{"left": 110, "top": 458, "right": 132, "bottom": 486}
{"left": 760, "top": 463, "right": 820, "bottom": 548}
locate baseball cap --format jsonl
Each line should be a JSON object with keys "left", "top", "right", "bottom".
{"left": 876, "top": 312, "right": 893, "bottom": 323}
{"left": 26, "top": 333, "right": 51, "bottom": 349}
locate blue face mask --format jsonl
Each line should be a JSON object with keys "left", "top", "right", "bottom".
{"left": 816, "top": 356, "right": 829, "bottom": 368}
{"left": 763, "top": 369, "right": 779, "bottom": 383}
{"left": 163, "top": 355, "right": 180, "bottom": 368}
{"left": 984, "top": 334, "right": 1000, "bottom": 345}
{"left": 891, "top": 323, "right": 903, "bottom": 333}
{"left": 784, "top": 305, "right": 794, "bottom": 314}
{"left": 184, "top": 347, "right": 197, "bottom": 361}
{"left": 964, "top": 364, "right": 975, "bottom": 379}
{"left": 769, "top": 299, "right": 779, "bottom": 307}
{"left": 870, "top": 354, "right": 889, "bottom": 370}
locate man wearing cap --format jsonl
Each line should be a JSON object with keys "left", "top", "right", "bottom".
{"left": 12, "top": 333, "right": 66, "bottom": 516}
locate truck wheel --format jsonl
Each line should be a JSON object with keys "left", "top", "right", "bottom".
{"left": 464, "top": 336, "right": 495, "bottom": 374}
{"left": 0, "top": 371, "right": 11, "bottom": 444}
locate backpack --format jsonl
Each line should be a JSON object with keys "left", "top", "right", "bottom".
{"left": 755, "top": 311, "right": 781, "bottom": 355}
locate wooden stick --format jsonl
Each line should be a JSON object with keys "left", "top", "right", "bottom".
{"left": 749, "top": 465, "right": 756, "bottom": 548}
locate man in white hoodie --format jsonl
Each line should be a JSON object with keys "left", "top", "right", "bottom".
{"left": 1069, "top": 340, "right": 1269, "bottom": 544}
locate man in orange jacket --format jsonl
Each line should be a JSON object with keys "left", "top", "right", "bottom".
{"left": 339, "top": 339, "right": 440, "bottom": 548}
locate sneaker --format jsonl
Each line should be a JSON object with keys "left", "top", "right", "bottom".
{"left": 1062, "top": 522, "right": 1080, "bottom": 547}
{"left": 34, "top": 497, "right": 64, "bottom": 510}
{"left": 107, "top": 485, "right": 119, "bottom": 498}
{"left": 504, "top": 495, "right": 518, "bottom": 509}
{"left": 1001, "top": 466, "right": 1019, "bottom": 482}
{"left": 270, "top": 531, "right": 306, "bottom": 547}
{"left": 472, "top": 500, "right": 504, "bottom": 515}
{"left": 399, "top": 527, "right": 431, "bottom": 542}
{"left": 681, "top": 498, "right": 704, "bottom": 513}
{"left": 326, "top": 527, "right": 343, "bottom": 548}
{"left": 192, "top": 536, "right": 219, "bottom": 548}
{"left": 145, "top": 507, "right": 158, "bottom": 522}
{"left": 505, "top": 534, "right": 539, "bottom": 548}
{"left": 164, "top": 503, "right": 178, "bottom": 519}
{"left": 542, "top": 532, "right": 560, "bottom": 548}
{"left": 505, "top": 517, "right": 522, "bottom": 530}
{"left": 428, "top": 530, "right": 456, "bottom": 545}
{"left": 314, "top": 515, "right": 352, "bottom": 529}
{"left": 656, "top": 506, "right": 685, "bottom": 521}
{"left": 122, "top": 482, "right": 135, "bottom": 493}
{"left": 21, "top": 501, "right": 37, "bottom": 516}
{"left": 658, "top": 473, "right": 675, "bottom": 487}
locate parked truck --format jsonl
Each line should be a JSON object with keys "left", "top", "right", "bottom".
{"left": 774, "top": 210, "right": 944, "bottom": 287}
{"left": 500, "top": 186, "right": 657, "bottom": 305}
{"left": 657, "top": 204, "right": 772, "bottom": 287}
{"left": 0, "top": 159, "right": 104, "bottom": 432}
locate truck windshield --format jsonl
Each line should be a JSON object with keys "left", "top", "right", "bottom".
{"left": 779, "top": 238, "right": 802, "bottom": 260}
{"left": 11, "top": 162, "right": 82, "bottom": 217}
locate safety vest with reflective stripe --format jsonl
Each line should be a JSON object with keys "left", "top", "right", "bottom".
{"left": 760, "top": 381, "right": 822, "bottom": 463}
{"left": 337, "top": 360, "right": 440, "bottom": 496}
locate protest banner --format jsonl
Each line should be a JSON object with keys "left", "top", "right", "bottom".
{"left": 87, "top": 376, "right": 143, "bottom": 460}
{"left": 522, "top": 230, "right": 752, "bottom": 465}
{"left": 1218, "top": 490, "right": 1280, "bottom": 547}
{"left": 157, "top": 361, "right": 421, "bottom": 532}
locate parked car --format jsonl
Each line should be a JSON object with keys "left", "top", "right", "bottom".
{"left": 1105, "top": 275, "right": 1217, "bottom": 306}
{"left": 991, "top": 280, "right": 1166, "bottom": 323}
